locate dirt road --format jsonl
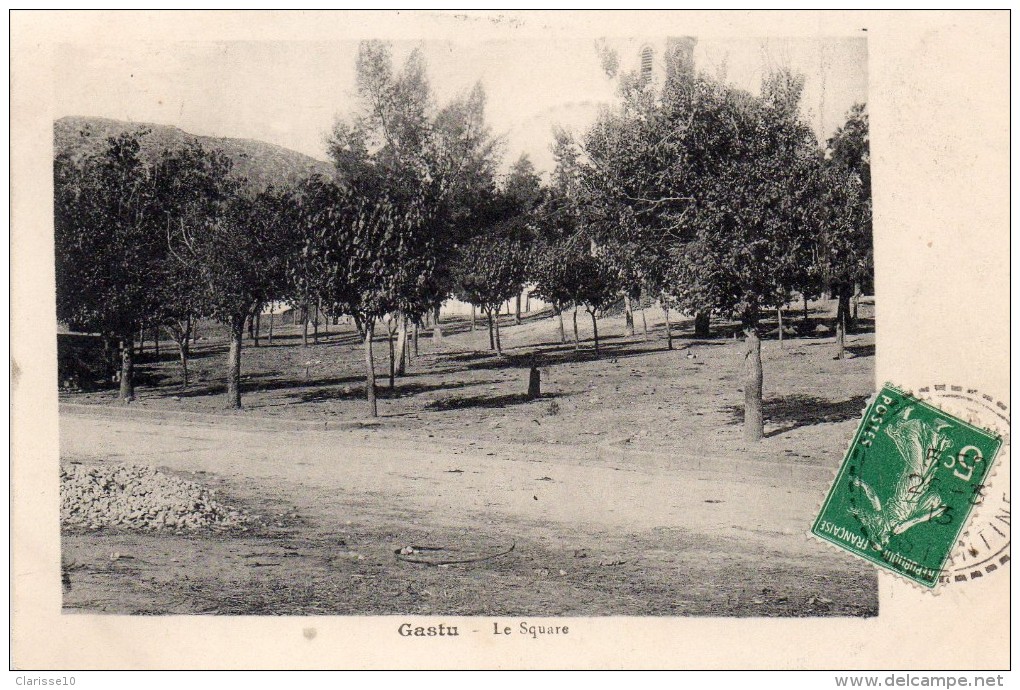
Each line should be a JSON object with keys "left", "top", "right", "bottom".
{"left": 60, "top": 412, "right": 877, "bottom": 616}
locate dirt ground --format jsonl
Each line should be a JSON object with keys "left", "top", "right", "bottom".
{"left": 60, "top": 300, "right": 879, "bottom": 616}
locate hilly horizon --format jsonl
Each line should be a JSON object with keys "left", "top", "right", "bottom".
{"left": 54, "top": 116, "right": 335, "bottom": 190}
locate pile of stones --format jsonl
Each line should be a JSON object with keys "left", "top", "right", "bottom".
{"left": 60, "top": 463, "right": 247, "bottom": 531}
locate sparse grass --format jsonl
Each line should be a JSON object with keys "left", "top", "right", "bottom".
{"left": 60, "top": 298, "right": 879, "bottom": 616}
{"left": 62, "top": 299, "right": 875, "bottom": 466}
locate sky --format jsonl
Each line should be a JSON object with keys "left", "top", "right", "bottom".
{"left": 53, "top": 35, "right": 867, "bottom": 176}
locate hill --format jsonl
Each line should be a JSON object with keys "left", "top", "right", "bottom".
{"left": 54, "top": 116, "right": 335, "bottom": 190}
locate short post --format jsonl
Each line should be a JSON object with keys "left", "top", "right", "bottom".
{"left": 527, "top": 367, "right": 541, "bottom": 400}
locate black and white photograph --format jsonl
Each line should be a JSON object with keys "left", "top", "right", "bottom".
{"left": 52, "top": 25, "right": 878, "bottom": 618}
{"left": 11, "top": 9, "right": 1009, "bottom": 672}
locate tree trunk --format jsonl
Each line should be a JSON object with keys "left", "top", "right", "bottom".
{"left": 413, "top": 322, "right": 419, "bottom": 357}
{"left": 253, "top": 311, "right": 260, "bottom": 348}
{"left": 623, "top": 294, "right": 635, "bottom": 337}
{"left": 777, "top": 307, "right": 784, "bottom": 348}
{"left": 744, "top": 329, "right": 763, "bottom": 442}
{"left": 268, "top": 312, "right": 274, "bottom": 345}
{"left": 744, "top": 303, "right": 760, "bottom": 332}
{"left": 663, "top": 301, "right": 673, "bottom": 350}
{"left": 487, "top": 309, "right": 495, "bottom": 350}
{"left": 103, "top": 335, "right": 115, "bottom": 383}
{"left": 175, "top": 332, "right": 189, "bottom": 389}
{"left": 432, "top": 305, "right": 443, "bottom": 342}
{"left": 694, "top": 311, "right": 710, "bottom": 338}
{"left": 557, "top": 307, "right": 566, "bottom": 344}
{"left": 803, "top": 293, "right": 810, "bottom": 322}
{"left": 302, "top": 303, "right": 309, "bottom": 347}
{"left": 526, "top": 291, "right": 531, "bottom": 312}
{"left": 834, "top": 288, "right": 851, "bottom": 359}
{"left": 851, "top": 283, "right": 861, "bottom": 328}
{"left": 841, "top": 290, "right": 853, "bottom": 335}
{"left": 313, "top": 301, "right": 319, "bottom": 344}
{"left": 514, "top": 293, "right": 522, "bottom": 325}
{"left": 470, "top": 304, "right": 476, "bottom": 332}
{"left": 363, "top": 321, "right": 378, "bottom": 417}
{"left": 639, "top": 305, "right": 649, "bottom": 341}
{"left": 118, "top": 335, "right": 134, "bottom": 401}
{"left": 226, "top": 315, "right": 244, "bottom": 409}
{"left": 387, "top": 320, "right": 396, "bottom": 389}
{"left": 572, "top": 307, "right": 580, "bottom": 350}
{"left": 396, "top": 314, "right": 408, "bottom": 376}
{"left": 494, "top": 306, "right": 503, "bottom": 355}
{"left": 138, "top": 323, "right": 145, "bottom": 358}
{"left": 590, "top": 311, "right": 600, "bottom": 358}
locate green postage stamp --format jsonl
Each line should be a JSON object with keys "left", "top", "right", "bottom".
{"left": 812, "top": 384, "right": 1003, "bottom": 588}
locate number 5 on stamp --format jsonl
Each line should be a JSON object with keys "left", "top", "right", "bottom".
{"left": 811, "top": 384, "right": 1002, "bottom": 588}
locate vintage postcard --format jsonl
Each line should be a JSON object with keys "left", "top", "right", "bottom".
{"left": 10, "top": 10, "right": 1009, "bottom": 669}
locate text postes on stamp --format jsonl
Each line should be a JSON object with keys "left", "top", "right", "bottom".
{"left": 812, "top": 384, "right": 1003, "bottom": 589}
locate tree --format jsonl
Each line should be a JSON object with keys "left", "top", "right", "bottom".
{"left": 575, "top": 250, "right": 620, "bottom": 358}
{"left": 817, "top": 103, "right": 873, "bottom": 359}
{"left": 149, "top": 257, "right": 202, "bottom": 389}
{"left": 54, "top": 131, "right": 161, "bottom": 401}
{"left": 528, "top": 130, "right": 592, "bottom": 345}
{"left": 577, "top": 55, "right": 829, "bottom": 440}
{"left": 328, "top": 40, "right": 502, "bottom": 367}
{"left": 297, "top": 175, "right": 431, "bottom": 416}
{"left": 452, "top": 234, "right": 530, "bottom": 356}
{"left": 502, "top": 154, "right": 543, "bottom": 324}
{"left": 169, "top": 161, "right": 296, "bottom": 409}
{"left": 149, "top": 141, "right": 234, "bottom": 388}
{"left": 530, "top": 240, "right": 578, "bottom": 345}
{"left": 531, "top": 236, "right": 620, "bottom": 357}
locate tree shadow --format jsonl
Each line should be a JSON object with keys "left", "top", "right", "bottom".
{"left": 672, "top": 309, "right": 877, "bottom": 344}
{"left": 846, "top": 343, "right": 875, "bottom": 359}
{"left": 426, "top": 392, "right": 560, "bottom": 411}
{"left": 137, "top": 343, "right": 227, "bottom": 365}
{"left": 153, "top": 373, "right": 365, "bottom": 399}
{"left": 723, "top": 394, "right": 871, "bottom": 438}
{"left": 457, "top": 341, "right": 664, "bottom": 371}
{"left": 293, "top": 378, "right": 501, "bottom": 404}
{"left": 419, "top": 306, "right": 554, "bottom": 340}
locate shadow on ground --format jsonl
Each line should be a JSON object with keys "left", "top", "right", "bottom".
{"left": 426, "top": 392, "right": 559, "bottom": 411}
{"left": 723, "top": 394, "right": 871, "bottom": 438}
{"left": 294, "top": 378, "right": 500, "bottom": 404}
